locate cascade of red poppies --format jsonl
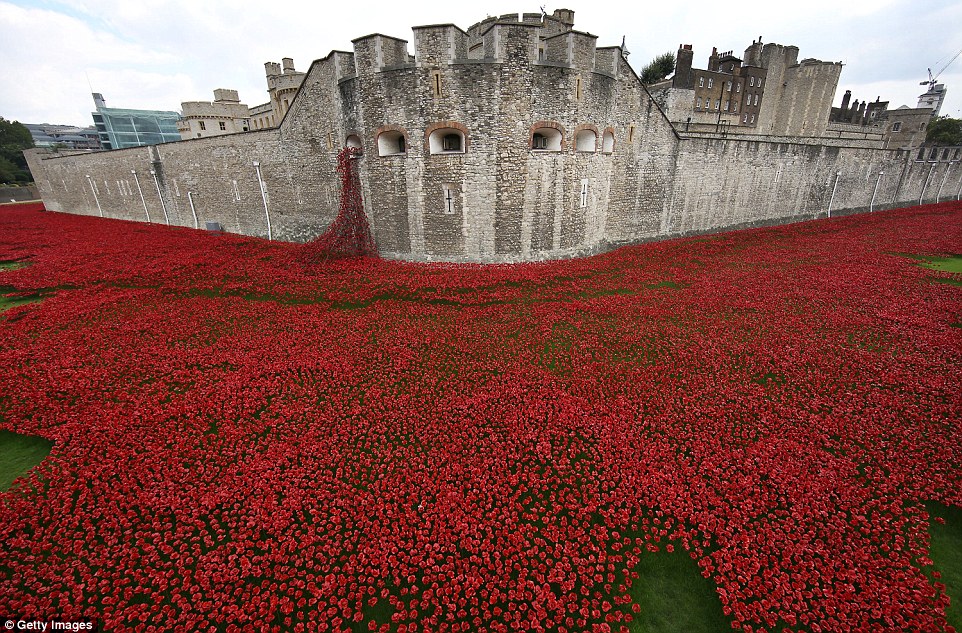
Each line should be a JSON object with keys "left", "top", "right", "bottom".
{"left": 301, "top": 146, "right": 376, "bottom": 261}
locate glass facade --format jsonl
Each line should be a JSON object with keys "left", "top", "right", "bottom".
{"left": 91, "top": 107, "right": 182, "bottom": 150}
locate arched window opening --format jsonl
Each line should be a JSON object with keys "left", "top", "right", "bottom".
{"left": 428, "top": 127, "right": 466, "bottom": 155}
{"left": 575, "top": 129, "right": 597, "bottom": 153}
{"left": 346, "top": 135, "right": 363, "bottom": 153}
{"left": 602, "top": 131, "right": 615, "bottom": 154}
{"left": 530, "top": 127, "right": 562, "bottom": 151}
{"left": 377, "top": 130, "right": 406, "bottom": 157}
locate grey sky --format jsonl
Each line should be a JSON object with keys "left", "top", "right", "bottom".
{"left": 2, "top": 0, "right": 960, "bottom": 127}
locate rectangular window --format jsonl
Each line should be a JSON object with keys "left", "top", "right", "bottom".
{"left": 575, "top": 76, "right": 583, "bottom": 101}
{"left": 699, "top": 77, "right": 704, "bottom": 88}
{"left": 724, "top": 100, "right": 729, "bottom": 111}
{"left": 219, "top": 121, "right": 226, "bottom": 131}
{"left": 628, "top": 124, "right": 635, "bottom": 143}
{"left": 750, "top": 77, "right": 755, "bottom": 87}
{"left": 726, "top": 81, "right": 732, "bottom": 91}
{"left": 715, "top": 99, "right": 720, "bottom": 110}
{"left": 736, "top": 82, "right": 741, "bottom": 93}
{"left": 750, "top": 114, "right": 755, "bottom": 123}
{"left": 432, "top": 70, "right": 442, "bottom": 98}
{"left": 199, "top": 121, "right": 206, "bottom": 131}
{"left": 232, "top": 179, "right": 240, "bottom": 201}
{"left": 892, "top": 122, "right": 901, "bottom": 132}
{"left": 758, "top": 77, "right": 763, "bottom": 88}
{"left": 733, "top": 103, "right": 738, "bottom": 113}
{"left": 173, "top": 179, "right": 180, "bottom": 197}
{"left": 743, "top": 114, "right": 748, "bottom": 123}
{"left": 580, "top": 179, "right": 589, "bottom": 208}
{"left": 696, "top": 97, "right": 702, "bottom": 108}
{"left": 918, "top": 148, "right": 925, "bottom": 160}
{"left": 708, "top": 78, "right": 713, "bottom": 88}
{"left": 754, "top": 94, "right": 759, "bottom": 106}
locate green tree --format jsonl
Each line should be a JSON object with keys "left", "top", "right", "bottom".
{"left": 926, "top": 117, "right": 962, "bottom": 146}
{"left": 641, "top": 52, "right": 676, "bottom": 85}
{"left": 0, "top": 116, "right": 35, "bottom": 184}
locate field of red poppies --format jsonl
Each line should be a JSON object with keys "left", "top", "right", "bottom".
{"left": 1, "top": 202, "right": 960, "bottom": 632}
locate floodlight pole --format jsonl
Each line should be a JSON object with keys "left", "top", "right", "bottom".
{"left": 187, "top": 191, "right": 199, "bottom": 229}
{"left": 920, "top": 163, "right": 936, "bottom": 206}
{"left": 827, "top": 171, "right": 841, "bottom": 218}
{"left": 253, "top": 160, "right": 272, "bottom": 241}
{"left": 936, "top": 164, "right": 952, "bottom": 203}
{"left": 85, "top": 175, "right": 103, "bottom": 217}
{"left": 131, "top": 169, "right": 150, "bottom": 222}
{"left": 870, "top": 170, "right": 884, "bottom": 212}
{"left": 149, "top": 169, "right": 170, "bottom": 225}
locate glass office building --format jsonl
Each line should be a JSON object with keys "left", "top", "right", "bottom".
{"left": 91, "top": 93, "right": 181, "bottom": 150}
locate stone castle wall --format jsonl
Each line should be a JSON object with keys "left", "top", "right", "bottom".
{"left": 24, "top": 14, "right": 962, "bottom": 263}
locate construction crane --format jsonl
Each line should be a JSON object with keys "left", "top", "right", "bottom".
{"left": 921, "top": 47, "right": 962, "bottom": 91}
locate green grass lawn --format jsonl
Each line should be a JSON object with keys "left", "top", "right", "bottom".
{"left": 919, "top": 255, "right": 962, "bottom": 274}
{"left": 0, "top": 429, "right": 52, "bottom": 492}
{"left": 928, "top": 502, "right": 962, "bottom": 631}
{"left": 630, "top": 548, "right": 729, "bottom": 632}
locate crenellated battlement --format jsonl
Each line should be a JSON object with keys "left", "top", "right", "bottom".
{"left": 346, "top": 8, "right": 593, "bottom": 70}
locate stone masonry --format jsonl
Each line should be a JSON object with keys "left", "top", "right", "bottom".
{"left": 24, "top": 9, "right": 962, "bottom": 263}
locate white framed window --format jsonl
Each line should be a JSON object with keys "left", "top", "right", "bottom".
{"left": 699, "top": 77, "right": 704, "bottom": 88}
{"left": 429, "top": 127, "right": 465, "bottom": 154}
{"left": 726, "top": 81, "right": 732, "bottom": 91}
{"left": 758, "top": 78, "right": 763, "bottom": 88}
{"left": 708, "top": 78, "right": 713, "bottom": 88}
{"left": 531, "top": 127, "right": 562, "bottom": 151}
{"left": 232, "top": 179, "right": 240, "bottom": 201}
{"left": 602, "top": 130, "right": 614, "bottom": 154}
{"left": 750, "top": 114, "right": 755, "bottom": 123}
{"left": 575, "top": 129, "right": 597, "bottom": 152}
{"left": 696, "top": 97, "right": 702, "bottom": 108}
{"left": 743, "top": 114, "right": 748, "bottom": 123}
{"left": 715, "top": 99, "right": 720, "bottom": 110}
{"left": 736, "top": 82, "right": 741, "bottom": 93}
{"left": 754, "top": 94, "right": 759, "bottom": 106}
{"left": 750, "top": 77, "right": 755, "bottom": 87}
{"left": 377, "top": 130, "right": 406, "bottom": 156}
{"left": 723, "top": 100, "right": 729, "bottom": 111}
